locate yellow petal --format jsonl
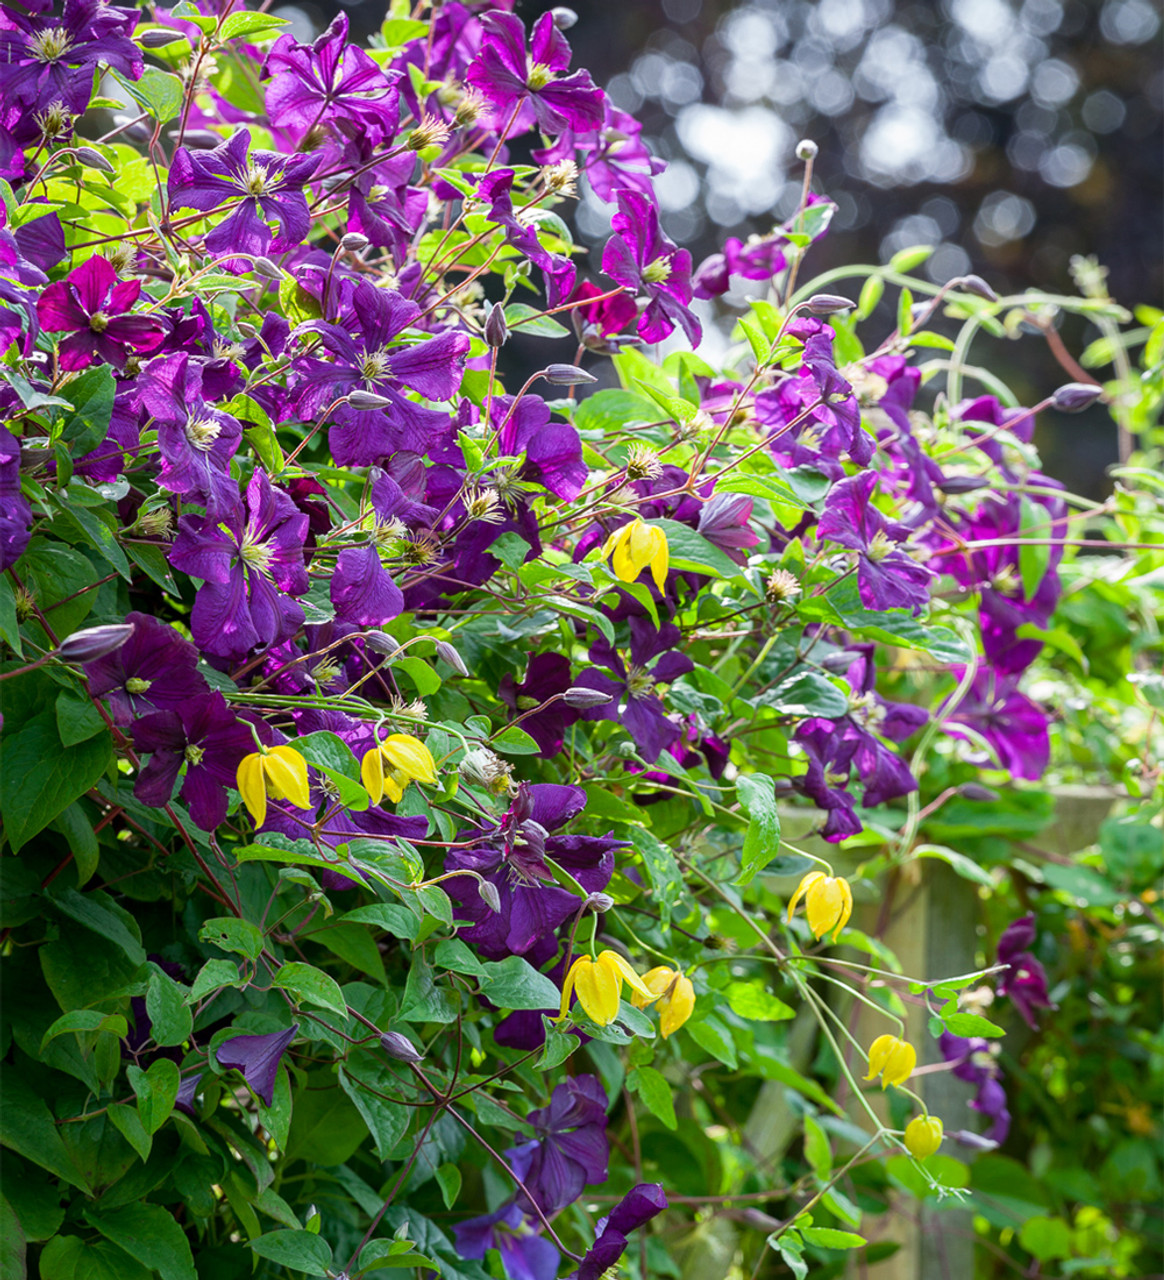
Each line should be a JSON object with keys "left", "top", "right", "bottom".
{"left": 559, "top": 957, "right": 584, "bottom": 1020}
{"left": 865, "top": 1033, "right": 896, "bottom": 1082}
{"left": 361, "top": 747, "right": 385, "bottom": 805}
{"left": 788, "top": 871, "right": 825, "bottom": 924}
{"left": 381, "top": 734, "right": 436, "bottom": 785}
{"left": 806, "top": 877, "right": 844, "bottom": 940}
{"left": 236, "top": 753, "right": 267, "bottom": 827}
{"left": 632, "top": 966, "right": 674, "bottom": 1009}
{"left": 575, "top": 957, "right": 621, "bottom": 1026}
{"left": 265, "top": 746, "right": 311, "bottom": 809}
{"left": 883, "top": 1039, "right": 916, "bottom": 1088}
{"left": 647, "top": 526, "right": 669, "bottom": 591}
{"left": 835, "top": 878, "right": 854, "bottom": 937}
{"left": 381, "top": 768, "right": 406, "bottom": 804}
{"left": 611, "top": 532, "right": 639, "bottom": 584}
{"left": 602, "top": 525, "right": 630, "bottom": 563}
{"left": 660, "top": 974, "right": 695, "bottom": 1038}
{"left": 597, "top": 949, "right": 655, "bottom": 1000}
{"left": 627, "top": 519, "right": 656, "bottom": 577}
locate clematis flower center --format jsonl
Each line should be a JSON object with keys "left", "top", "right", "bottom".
{"left": 865, "top": 529, "right": 895, "bottom": 562}
{"left": 239, "top": 535, "right": 275, "bottom": 574}
{"left": 243, "top": 164, "right": 277, "bottom": 196}
{"left": 642, "top": 257, "right": 673, "bottom": 284}
{"left": 126, "top": 677, "right": 152, "bottom": 694}
{"left": 360, "top": 349, "right": 390, "bottom": 383}
{"left": 312, "top": 659, "right": 341, "bottom": 687}
{"left": 625, "top": 665, "right": 655, "bottom": 698}
{"left": 88, "top": 311, "right": 110, "bottom": 333}
{"left": 525, "top": 59, "right": 555, "bottom": 89}
{"left": 30, "top": 26, "right": 73, "bottom": 61}
{"left": 184, "top": 743, "right": 205, "bottom": 765}
{"left": 185, "top": 415, "right": 223, "bottom": 452}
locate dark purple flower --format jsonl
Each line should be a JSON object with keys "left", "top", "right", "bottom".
{"left": 131, "top": 692, "right": 257, "bottom": 830}
{"left": 697, "top": 493, "right": 760, "bottom": 562}
{"left": 167, "top": 131, "right": 318, "bottom": 263}
{"left": 174, "top": 1072, "right": 203, "bottom": 1117}
{"left": 493, "top": 393, "right": 586, "bottom": 502}
{"left": 944, "top": 668, "right": 1050, "bottom": 781}
{"left": 169, "top": 469, "right": 309, "bottom": 662}
{"left": 216, "top": 1024, "right": 298, "bottom": 1107}
{"left": 37, "top": 255, "right": 164, "bottom": 371}
{"left": 499, "top": 652, "right": 579, "bottom": 758}
{"left": 263, "top": 13, "right": 401, "bottom": 140}
{"left": 345, "top": 149, "right": 427, "bottom": 265}
{"left": 0, "top": 424, "right": 31, "bottom": 570}
{"left": 567, "top": 1183, "right": 668, "bottom": 1280}
{"left": 466, "top": 10, "right": 605, "bottom": 137}
{"left": 330, "top": 545, "right": 404, "bottom": 627}
{"left": 508, "top": 1075, "right": 609, "bottom": 1215}
{"left": 84, "top": 611, "right": 207, "bottom": 725}
{"left": 475, "top": 169, "right": 576, "bottom": 307}
{"left": 939, "top": 1032, "right": 1010, "bottom": 1143}
{"left": 454, "top": 1202, "right": 560, "bottom": 1280}
{"left": 573, "top": 619, "right": 694, "bottom": 764}
{"left": 139, "top": 352, "right": 241, "bottom": 514}
{"left": 444, "top": 783, "right": 619, "bottom": 960}
{"left": 602, "top": 188, "right": 701, "bottom": 346}
{"left": 996, "top": 913, "right": 1056, "bottom": 1030}
{"left": 818, "top": 471, "right": 932, "bottom": 614}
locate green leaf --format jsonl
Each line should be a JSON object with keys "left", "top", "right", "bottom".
{"left": 40, "top": 1009, "right": 128, "bottom": 1053}
{"left": 769, "top": 1232, "right": 808, "bottom": 1280}
{"left": 645, "top": 518, "right": 743, "bottom": 579}
{"left": 687, "top": 1016, "right": 737, "bottom": 1069}
{"left": 109, "top": 66, "right": 184, "bottom": 123}
{"left": 0, "top": 1193, "right": 26, "bottom": 1280}
{"left": 301, "top": 922, "right": 387, "bottom": 986}
{"left": 187, "top": 958, "right": 244, "bottom": 1003}
{"left": 398, "top": 952, "right": 459, "bottom": 1023}
{"left": 630, "top": 828, "right": 688, "bottom": 921}
{"left": 491, "top": 725, "right": 541, "bottom": 756}
{"left": 1018, "top": 495, "right": 1052, "bottom": 598}
{"left": 50, "top": 801, "right": 99, "bottom": 885}
{"left": 394, "top": 655, "right": 441, "bottom": 697}
{"left": 477, "top": 955, "right": 561, "bottom": 1010}
{"left": 941, "top": 1012, "right": 1005, "bottom": 1038}
{"left": 273, "top": 962, "right": 348, "bottom": 1019}
{"left": 105, "top": 1104, "right": 151, "bottom": 1164}
{"left": 628, "top": 1065, "right": 677, "bottom": 1130}
{"left": 434, "top": 1163, "right": 462, "bottom": 1209}
{"left": 504, "top": 302, "right": 569, "bottom": 338}
{"left": 799, "top": 1226, "right": 867, "bottom": 1250}
{"left": 0, "top": 1073, "right": 90, "bottom": 1192}
{"left": 538, "top": 1024, "right": 580, "bottom": 1070}
{"left": 1018, "top": 1216, "right": 1073, "bottom": 1262}
{"left": 250, "top": 1230, "right": 333, "bottom": 1276}
{"left": 0, "top": 574, "right": 21, "bottom": 657}
{"left": 56, "top": 365, "right": 115, "bottom": 454}
{"left": 339, "top": 1061, "right": 411, "bottom": 1161}
{"left": 802, "top": 1114, "right": 832, "bottom": 1178}
{"left": 915, "top": 844, "right": 995, "bottom": 888}
{"left": 761, "top": 671, "right": 849, "bottom": 719}
{"left": 128, "top": 1058, "right": 181, "bottom": 1134}
{"left": 219, "top": 9, "right": 288, "bottom": 38}
{"left": 146, "top": 962, "right": 193, "bottom": 1046}
{"left": 84, "top": 1203, "right": 196, "bottom": 1280}
{"left": 724, "top": 982, "right": 795, "bottom": 1022}
{"left": 50, "top": 887, "right": 146, "bottom": 965}
{"left": 285, "top": 1078, "right": 368, "bottom": 1166}
{"left": 199, "top": 916, "right": 265, "bottom": 960}
{"left": 735, "top": 773, "right": 783, "bottom": 886}
{"left": 0, "top": 711, "right": 113, "bottom": 852}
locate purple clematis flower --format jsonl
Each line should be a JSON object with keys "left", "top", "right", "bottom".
{"left": 131, "top": 692, "right": 258, "bottom": 830}
{"left": 493, "top": 393, "right": 586, "bottom": 502}
{"left": 0, "top": 424, "right": 31, "bottom": 570}
{"left": 570, "top": 279, "right": 639, "bottom": 355}
{"left": 174, "top": 1072, "right": 204, "bottom": 1117}
{"left": 345, "top": 148, "right": 427, "bottom": 265}
{"left": 169, "top": 469, "right": 309, "bottom": 662}
{"left": 499, "top": 652, "right": 579, "bottom": 758}
{"left": 329, "top": 545, "right": 404, "bottom": 627}
{"left": 444, "top": 783, "right": 619, "bottom": 961}
{"left": 84, "top": 611, "right": 208, "bottom": 724}
{"left": 466, "top": 9, "right": 605, "bottom": 137}
{"left": 508, "top": 1075, "right": 609, "bottom": 1216}
{"left": 168, "top": 131, "right": 318, "bottom": 264}
{"left": 263, "top": 13, "right": 401, "bottom": 140}
{"left": 475, "top": 170, "right": 576, "bottom": 307}
{"left": 567, "top": 1183, "right": 668, "bottom": 1280}
{"left": 454, "top": 1202, "right": 560, "bottom": 1280}
{"left": 216, "top": 1024, "right": 298, "bottom": 1107}
{"left": 939, "top": 1032, "right": 1010, "bottom": 1144}
{"left": 139, "top": 352, "right": 242, "bottom": 515}
{"left": 944, "top": 667, "right": 1050, "bottom": 781}
{"left": 818, "top": 471, "right": 933, "bottom": 614}
{"left": 37, "top": 254, "right": 164, "bottom": 371}
{"left": 996, "top": 913, "right": 1056, "bottom": 1029}
{"left": 573, "top": 619, "right": 694, "bottom": 764}
{"left": 602, "top": 188, "right": 701, "bottom": 346}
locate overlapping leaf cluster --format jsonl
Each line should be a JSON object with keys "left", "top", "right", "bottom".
{"left": 0, "top": 2, "right": 1161, "bottom": 1278}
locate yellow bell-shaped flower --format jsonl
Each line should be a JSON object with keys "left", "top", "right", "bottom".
{"left": 903, "top": 1114, "right": 944, "bottom": 1159}
{"left": 864, "top": 1034, "right": 916, "bottom": 1090}
{"left": 559, "top": 950, "right": 656, "bottom": 1027}
{"left": 361, "top": 733, "right": 437, "bottom": 805}
{"left": 236, "top": 745, "right": 312, "bottom": 828}
{"left": 602, "top": 518, "right": 669, "bottom": 591}
{"left": 632, "top": 966, "right": 696, "bottom": 1038}
{"left": 787, "top": 870, "right": 853, "bottom": 942}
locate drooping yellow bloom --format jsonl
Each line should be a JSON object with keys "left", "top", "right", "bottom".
{"left": 361, "top": 733, "right": 437, "bottom": 805}
{"left": 602, "top": 518, "right": 669, "bottom": 591}
{"left": 236, "top": 745, "right": 312, "bottom": 828}
{"left": 865, "top": 1034, "right": 917, "bottom": 1090}
{"left": 632, "top": 966, "right": 696, "bottom": 1038}
{"left": 787, "top": 871, "right": 853, "bottom": 942}
{"left": 559, "top": 950, "right": 657, "bottom": 1027}
{"left": 903, "top": 1114, "right": 944, "bottom": 1159}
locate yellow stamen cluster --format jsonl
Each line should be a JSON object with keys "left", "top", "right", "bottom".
{"left": 787, "top": 871, "right": 853, "bottom": 942}
{"left": 865, "top": 1034, "right": 916, "bottom": 1090}
{"left": 360, "top": 733, "right": 436, "bottom": 805}
{"left": 602, "top": 518, "right": 669, "bottom": 591}
{"left": 632, "top": 967, "right": 695, "bottom": 1038}
{"left": 237, "top": 745, "right": 312, "bottom": 828}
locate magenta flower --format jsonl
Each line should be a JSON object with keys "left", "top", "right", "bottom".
{"left": 37, "top": 255, "right": 164, "bottom": 371}
{"left": 84, "top": 611, "right": 208, "bottom": 725}
{"left": 465, "top": 10, "right": 605, "bottom": 137}
{"left": 216, "top": 1024, "right": 298, "bottom": 1107}
{"left": 345, "top": 148, "right": 426, "bottom": 265}
{"left": 939, "top": 1033, "right": 1010, "bottom": 1144}
{"left": 167, "top": 131, "right": 318, "bottom": 263}
{"left": 568, "top": 1184, "right": 668, "bottom": 1280}
{"left": 570, "top": 280, "right": 639, "bottom": 355}
{"left": 493, "top": 393, "right": 586, "bottom": 502}
{"left": 475, "top": 169, "right": 575, "bottom": 307}
{"left": 169, "top": 469, "right": 309, "bottom": 662}
{"left": 0, "top": 424, "right": 31, "bottom": 570}
{"left": 329, "top": 545, "right": 404, "bottom": 628}
{"left": 944, "top": 667, "right": 1050, "bottom": 780}
{"left": 997, "top": 913, "right": 1056, "bottom": 1029}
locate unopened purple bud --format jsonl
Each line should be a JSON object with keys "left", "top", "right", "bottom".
{"left": 251, "top": 256, "right": 283, "bottom": 281}
{"left": 139, "top": 26, "right": 185, "bottom": 46}
{"left": 550, "top": 6, "right": 578, "bottom": 28}
{"left": 804, "top": 294, "right": 855, "bottom": 316}
{"left": 379, "top": 1030, "right": 425, "bottom": 1064}
{"left": 585, "top": 892, "right": 614, "bottom": 914}
{"left": 434, "top": 640, "right": 469, "bottom": 677}
{"left": 340, "top": 232, "right": 369, "bottom": 253}
{"left": 796, "top": 139, "right": 819, "bottom": 161}
{"left": 347, "top": 389, "right": 394, "bottom": 411}
{"left": 478, "top": 880, "right": 502, "bottom": 914}
{"left": 58, "top": 623, "right": 134, "bottom": 663}
{"left": 1051, "top": 382, "right": 1103, "bottom": 412}
{"left": 542, "top": 363, "right": 597, "bottom": 386}
{"left": 951, "top": 1129, "right": 999, "bottom": 1152}
{"left": 958, "top": 782, "right": 1000, "bottom": 802}
{"left": 562, "top": 686, "right": 613, "bottom": 709}
{"left": 75, "top": 146, "right": 113, "bottom": 173}
{"left": 484, "top": 303, "right": 508, "bottom": 349}
{"left": 182, "top": 130, "right": 223, "bottom": 150}
{"left": 936, "top": 474, "right": 990, "bottom": 494}
{"left": 959, "top": 274, "right": 998, "bottom": 302}
{"left": 365, "top": 631, "right": 400, "bottom": 657}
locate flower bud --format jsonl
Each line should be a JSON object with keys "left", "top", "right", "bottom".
{"left": 478, "top": 879, "right": 502, "bottom": 914}
{"left": 365, "top": 631, "right": 401, "bottom": 657}
{"left": 958, "top": 274, "right": 998, "bottom": 302}
{"left": 550, "top": 6, "right": 579, "bottom": 28}
{"left": 379, "top": 1030, "right": 425, "bottom": 1063}
{"left": 562, "top": 686, "right": 613, "bottom": 709}
{"left": 75, "top": 146, "right": 113, "bottom": 173}
{"left": 434, "top": 640, "right": 469, "bottom": 677}
{"left": 959, "top": 782, "right": 999, "bottom": 802}
{"left": 585, "top": 892, "right": 614, "bottom": 914}
{"left": 484, "top": 302, "right": 508, "bottom": 348}
{"left": 935, "top": 474, "right": 989, "bottom": 494}
{"left": 904, "top": 1115, "right": 944, "bottom": 1159}
{"left": 542, "top": 363, "right": 597, "bottom": 385}
{"left": 251, "top": 256, "right": 283, "bottom": 281}
{"left": 58, "top": 623, "right": 134, "bottom": 663}
{"left": 139, "top": 26, "right": 185, "bottom": 46}
{"left": 1051, "top": 382, "right": 1103, "bottom": 412}
{"left": 347, "top": 389, "right": 394, "bottom": 410}
{"left": 951, "top": 1128, "right": 999, "bottom": 1152}
{"left": 182, "top": 130, "right": 223, "bottom": 150}
{"left": 796, "top": 139, "right": 819, "bottom": 161}
{"left": 804, "top": 293, "right": 855, "bottom": 316}
{"left": 340, "top": 232, "right": 369, "bottom": 252}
